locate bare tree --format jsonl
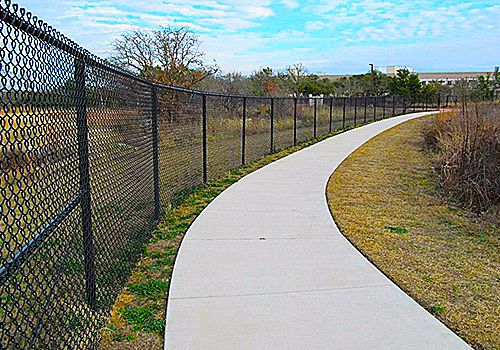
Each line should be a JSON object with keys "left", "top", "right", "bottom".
{"left": 111, "top": 30, "right": 156, "bottom": 78}
{"left": 286, "top": 63, "right": 308, "bottom": 97}
{"left": 111, "top": 26, "right": 218, "bottom": 88}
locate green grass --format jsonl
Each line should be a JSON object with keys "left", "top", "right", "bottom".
{"left": 385, "top": 225, "right": 408, "bottom": 235}
{"left": 128, "top": 280, "right": 170, "bottom": 299}
{"left": 327, "top": 115, "right": 499, "bottom": 350}
{"left": 119, "top": 306, "right": 164, "bottom": 334}
{"left": 430, "top": 303, "right": 447, "bottom": 315}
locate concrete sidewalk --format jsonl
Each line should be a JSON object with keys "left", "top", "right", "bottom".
{"left": 165, "top": 112, "right": 471, "bottom": 350}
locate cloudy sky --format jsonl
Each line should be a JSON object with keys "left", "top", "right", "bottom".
{"left": 15, "top": 0, "right": 500, "bottom": 74}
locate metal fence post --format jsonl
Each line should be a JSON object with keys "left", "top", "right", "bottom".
{"left": 241, "top": 97, "right": 246, "bottom": 165}
{"left": 445, "top": 95, "right": 449, "bottom": 108}
{"left": 313, "top": 98, "right": 317, "bottom": 138}
{"left": 151, "top": 85, "right": 160, "bottom": 222}
{"left": 75, "top": 57, "right": 96, "bottom": 311}
{"left": 402, "top": 96, "right": 406, "bottom": 114}
{"left": 392, "top": 95, "right": 396, "bottom": 117}
{"left": 202, "top": 94, "right": 207, "bottom": 183}
{"left": 382, "top": 96, "right": 386, "bottom": 119}
{"left": 270, "top": 97, "right": 274, "bottom": 153}
{"left": 437, "top": 94, "right": 441, "bottom": 109}
{"left": 364, "top": 96, "right": 367, "bottom": 123}
{"left": 293, "top": 97, "right": 297, "bottom": 146}
{"left": 342, "top": 97, "right": 346, "bottom": 129}
{"left": 373, "top": 96, "right": 377, "bottom": 120}
{"left": 329, "top": 97, "right": 333, "bottom": 133}
{"left": 354, "top": 97, "right": 357, "bottom": 125}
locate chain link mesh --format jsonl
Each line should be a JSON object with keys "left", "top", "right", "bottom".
{"left": 273, "top": 98, "right": 295, "bottom": 151}
{"left": 245, "top": 97, "right": 271, "bottom": 162}
{"left": 206, "top": 95, "right": 242, "bottom": 179}
{"left": 344, "top": 97, "right": 355, "bottom": 128}
{"left": 157, "top": 88, "right": 203, "bottom": 204}
{"left": 316, "top": 98, "right": 330, "bottom": 137}
{"left": 296, "top": 98, "right": 314, "bottom": 143}
{"left": 331, "top": 97, "right": 343, "bottom": 131}
{"left": 0, "top": 1, "right": 443, "bottom": 348}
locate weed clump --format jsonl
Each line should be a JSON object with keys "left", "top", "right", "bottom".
{"left": 422, "top": 102, "right": 499, "bottom": 213}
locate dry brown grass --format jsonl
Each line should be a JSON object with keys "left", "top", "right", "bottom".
{"left": 327, "top": 116, "right": 499, "bottom": 350}
{"left": 422, "top": 103, "right": 499, "bottom": 213}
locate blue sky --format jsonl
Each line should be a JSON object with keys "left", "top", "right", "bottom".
{"left": 16, "top": 0, "right": 500, "bottom": 75}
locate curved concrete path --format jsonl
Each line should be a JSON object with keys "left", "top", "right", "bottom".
{"left": 165, "top": 112, "right": 471, "bottom": 350}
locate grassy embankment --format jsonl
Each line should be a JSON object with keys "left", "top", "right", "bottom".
{"left": 327, "top": 116, "right": 499, "bottom": 350}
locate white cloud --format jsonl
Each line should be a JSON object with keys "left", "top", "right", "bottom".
{"left": 239, "top": 6, "right": 274, "bottom": 18}
{"left": 281, "top": 0, "right": 299, "bottom": 9}
{"left": 16, "top": 0, "right": 500, "bottom": 74}
{"left": 84, "top": 6, "right": 126, "bottom": 17}
{"left": 41, "top": 0, "right": 277, "bottom": 36}
{"left": 302, "top": 0, "right": 500, "bottom": 45}
{"left": 201, "top": 17, "right": 258, "bottom": 31}
{"left": 138, "top": 13, "right": 173, "bottom": 27}
{"left": 305, "top": 21, "right": 327, "bottom": 31}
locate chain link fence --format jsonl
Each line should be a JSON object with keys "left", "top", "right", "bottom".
{"left": 0, "top": 1, "right": 447, "bottom": 349}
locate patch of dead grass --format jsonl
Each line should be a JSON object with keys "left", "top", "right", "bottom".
{"left": 327, "top": 116, "right": 499, "bottom": 350}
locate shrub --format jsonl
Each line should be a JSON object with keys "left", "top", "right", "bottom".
{"left": 423, "top": 102, "right": 499, "bottom": 213}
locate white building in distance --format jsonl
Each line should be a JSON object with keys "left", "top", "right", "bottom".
{"left": 320, "top": 66, "right": 493, "bottom": 87}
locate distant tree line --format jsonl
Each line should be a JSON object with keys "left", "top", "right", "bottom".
{"left": 109, "top": 26, "right": 499, "bottom": 100}
{"left": 3, "top": 25, "right": 498, "bottom": 111}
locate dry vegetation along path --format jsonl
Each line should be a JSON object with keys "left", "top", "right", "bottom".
{"left": 328, "top": 116, "right": 499, "bottom": 350}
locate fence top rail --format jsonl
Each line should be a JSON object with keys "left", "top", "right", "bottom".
{"left": 0, "top": 1, "right": 153, "bottom": 85}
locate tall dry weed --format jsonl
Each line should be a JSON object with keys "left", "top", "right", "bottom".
{"left": 423, "top": 102, "right": 499, "bottom": 213}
